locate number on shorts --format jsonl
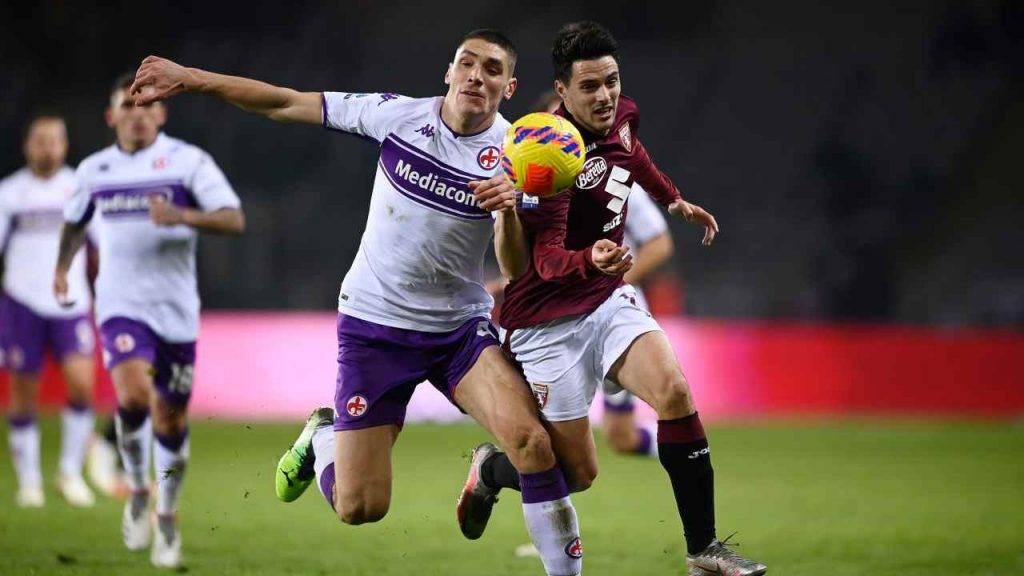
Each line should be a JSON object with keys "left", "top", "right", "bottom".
{"left": 167, "top": 363, "right": 195, "bottom": 394}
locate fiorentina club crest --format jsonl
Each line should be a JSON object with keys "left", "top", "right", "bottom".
{"left": 114, "top": 333, "right": 136, "bottom": 354}
{"left": 530, "top": 383, "right": 549, "bottom": 409}
{"left": 346, "top": 395, "right": 368, "bottom": 417}
{"left": 564, "top": 537, "right": 583, "bottom": 559}
{"left": 618, "top": 123, "right": 632, "bottom": 153}
{"left": 152, "top": 157, "right": 168, "bottom": 170}
{"left": 478, "top": 146, "right": 501, "bottom": 170}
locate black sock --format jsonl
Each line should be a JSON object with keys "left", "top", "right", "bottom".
{"left": 480, "top": 451, "right": 521, "bottom": 491}
{"left": 657, "top": 412, "right": 716, "bottom": 554}
{"left": 103, "top": 418, "right": 118, "bottom": 443}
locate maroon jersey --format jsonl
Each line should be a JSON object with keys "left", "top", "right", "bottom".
{"left": 498, "top": 95, "right": 684, "bottom": 330}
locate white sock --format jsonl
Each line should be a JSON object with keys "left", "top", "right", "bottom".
{"left": 59, "top": 405, "right": 95, "bottom": 477}
{"left": 642, "top": 421, "right": 660, "bottom": 458}
{"left": 115, "top": 412, "right": 152, "bottom": 492}
{"left": 153, "top": 432, "right": 189, "bottom": 516}
{"left": 311, "top": 425, "right": 336, "bottom": 509}
{"left": 522, "top": 497, "right": 583, "bottom": 576}
{"left": 8, "top": 416, "right": 42, "bottom": 490}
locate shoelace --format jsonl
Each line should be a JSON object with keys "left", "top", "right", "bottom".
{"left": 709, "top": 532, "right": 756, "bottom": 565}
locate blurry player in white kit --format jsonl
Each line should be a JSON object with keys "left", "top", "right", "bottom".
{"left": 54, "top": 74, "right": 245, "bottom": 569}
{"left": 129, "top": 29, "right": 587, "bottom": 576}
{"left": 1, "top": 115, "right": 97, "bottom": 508}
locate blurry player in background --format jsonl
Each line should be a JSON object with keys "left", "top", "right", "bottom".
{"left": 463, "top": 22, "right": 767, "bottom": 575}
{"left": 1, "top": 114, "right": 97, "bottom": 508}
{"left": 129, "top": 29, "right": 585, "bottom": 576}
{"left": 55, "top": 74, "right": 246, "bottom": 569}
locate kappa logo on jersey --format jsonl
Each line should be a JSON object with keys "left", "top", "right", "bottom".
{"left": 576, "top": 157, "right": 608, "bottom": 190}
{"left": 378, "top": 93, "right": 400, "bottom": 106}
{"left": 346, "top": 395, "right": 369, "bottom": 417}
{"left": 618, "top": 123, "right": 633, "bottom": 153}
{"left": 114, "top": 333, "right": 136, "bottom": 354}
{"left": 530, "top": 383, "right": 549, "bottom": 409}
{"left": 415, "top": 124, "right": 436, "bottom": 139}
{"left": 477, "top": 146, "right": 501, "bottom": 170}
{"left": 564, "top": 537, "right": 584, "bottom": 559}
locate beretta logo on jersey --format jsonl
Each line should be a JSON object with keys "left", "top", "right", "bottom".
{"left": 576, "top": 157, "right": 608, "bottom": 190}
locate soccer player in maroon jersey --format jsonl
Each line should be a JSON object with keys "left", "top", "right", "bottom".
{"left": 457, "top": 22, "right": 767, "bottom": 575}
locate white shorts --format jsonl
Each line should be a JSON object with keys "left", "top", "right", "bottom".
{"left": 505, "top": 284, "right": 662, "bottom": 422}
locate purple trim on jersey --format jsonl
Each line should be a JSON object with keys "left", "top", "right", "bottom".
{"left": 9, "top": 210, "right": 64, "bottom": 234}
{"left": 378, "top": 136, "right": 490, "bottom": 220}
{"left": 390, "top": 134, "right": 488, "bottom": 179}
{"left": 90, "top": 180, "right": 196, "bottom": 219}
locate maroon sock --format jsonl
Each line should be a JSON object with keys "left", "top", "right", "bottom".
{"left": 657, "top": 412, "right": 716, "bottom": 554}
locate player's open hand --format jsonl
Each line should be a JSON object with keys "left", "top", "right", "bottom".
{"left": 53, "top": 269, "right": 74, "bottom": 308}
{"left": 591, "top": 238, "right": 633, "bottom": 276}
{"left": 129, "top": 56, "right": 197, "bottom": 106}
{"left": 469, "top": 174, "right": 517, "bottom": 214}
{"left": 668, "top": 200, "right": 718, "bottom": 246}
{"left": 149, "top": 195, "right": 186, "bottom": 227}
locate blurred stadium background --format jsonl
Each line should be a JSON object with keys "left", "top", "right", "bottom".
{"left": 1, "top": 1, "right": 1022, "bottom": 575}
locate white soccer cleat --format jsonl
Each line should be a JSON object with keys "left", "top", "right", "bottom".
{"left": 122, "top": 491, "right": 152, "bottom": 550}
{"left": 151, "top": 515, "right": 183, "bottom": 569}
{"left": 58, "top": 474, "right": 96, "bottom": 507}
{"left": 86, "top": 436, "right": 127, "bottom": 498}
{"left": 15, "top": 485, "right": 45, "bottom": 508}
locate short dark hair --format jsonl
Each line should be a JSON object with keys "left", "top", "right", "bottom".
{"left": 552, "top": 21, "right": 619, "bottom": 83}
{"left": 111, "top": 71, "right": 136, "bottom": 98}
{"left": 22, "top": 112, "right": 65, "bottom": 141}
{"left": 459, "top": 28, "right": 518, "bottom": 74}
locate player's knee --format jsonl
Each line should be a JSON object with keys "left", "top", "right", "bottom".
{"left": 503, "top": 424, "right": 554, "bottom": 471}
{"left": 651, "top": 372, "right": 693, "bottom": 418}
{"left": 337, "top": 494, "right": 390, "bottom": 525}
{"left": 565, "top": 460, "right": 598, "bottom": 493}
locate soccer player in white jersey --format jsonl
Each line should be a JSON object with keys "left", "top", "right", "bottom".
{"left": 1, "top": 114, "right": 97, "bottom": 508}
{"left": 54, "top": 74, "right": 245, "bottom": 569}
{"left": 129, "top": 29, "right": 585, "bottom": 576}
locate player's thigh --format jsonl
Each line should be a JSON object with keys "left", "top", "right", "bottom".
{"left": 609, "top": 330, "right": 694, "bottom": 419}
{"left": 7, "top": 372, "right": 42, "bottom": 413}
{"left": 110, "top": 359, "right": 155, "bottom": 410}
{"left": 333, "top": 425, "right": 399, "bottom": 522}
{"left": 454, "top": 346, "right": 555, "bottom": 474}
{"left": 547, "top": 416, "right": 599, "bottom": 493}
{"left": 59, "top": 354, "right": 94, "bottom": 403}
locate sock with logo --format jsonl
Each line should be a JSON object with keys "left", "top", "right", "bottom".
{"left": 311, "top": 424, "right": 337, "bottom": 511}
{"left": 657, "top": 411, "right": 716, "bottom": 554}
{"left": 153, "top": 428, "right": 189, "bottom": 516}
{"left": 8, "top": 413, "right": 42, "bottom": 491}
{"left": 59, "top": 400, "right": 95, "bottom": 478}
{"left": 115, "top": 406, "right": 152, "bottom": 493}
{"left": 520, "top": 466, "right": 582, "bottom": 576}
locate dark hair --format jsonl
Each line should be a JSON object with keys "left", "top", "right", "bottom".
{"left": 459, "top": 28, "right": 518, "bottom": 73}
{"left": 552, "top": 21, "right": 619, "bottom": 83}
{"left": 111, "top": 71, "right": 136, "bottom": 98}
{"left": 22, "top": 111, "right": 65, "bottom": 141}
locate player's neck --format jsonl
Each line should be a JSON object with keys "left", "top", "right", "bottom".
{"left": 27, "top": 163, "right": 61, "bottom": 180}
{"left": 116, "top": 133, "right": 160, "bottom": 155}
{"left": 440, "top": 100, "right": 495, "bottom": 137}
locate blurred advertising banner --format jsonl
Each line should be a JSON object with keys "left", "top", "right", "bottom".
{"left": 3, "top": 313, "right": 1023, "bottom": 422}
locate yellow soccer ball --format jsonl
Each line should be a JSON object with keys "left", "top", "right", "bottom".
{"left": 501, "top": 112, "right": 586, "bottom": 198}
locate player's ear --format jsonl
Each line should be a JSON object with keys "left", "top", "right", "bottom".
{"left": 554, "top": 79, "right": 568, "bottom": 100}
{"left": 104, "top": 107, "right": 115, "bottom": 129}
{"left": 444, "top": 63, "right": 452, "bottom": 86}
{"left": 154, "top": 102, "right": 168, "bottom": 127}
{"left": 504, "top": 77, "right": 518, "bottom": 101}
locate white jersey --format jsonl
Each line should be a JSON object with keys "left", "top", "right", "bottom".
{"left": 63, "top": 133, "right": 240, "bottom": 342}
{"left": 322, "top": 92, "right": 508, "bottom": 332}
{"left": 623, "top": 186, "right": 668, "bottom": 250}
{"left": 0, "top": 167, "right": 90, "bottom": 317}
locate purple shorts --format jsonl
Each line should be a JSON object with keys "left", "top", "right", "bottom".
{"left": 100, "top": 317, "right": 196, "bottom": 407}
{"left": 0, "top": 293, "right": 94, "bottom": 374}
{"left": 334, "top": 314, "right": 499, "bottom": 431}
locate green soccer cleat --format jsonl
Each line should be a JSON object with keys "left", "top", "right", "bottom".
{"left": 275, "top": 407, "right": 335, "bottom": 503}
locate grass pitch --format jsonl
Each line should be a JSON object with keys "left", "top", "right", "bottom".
{"left": 1, "top": 418, "right": 1021, "bottom": 575}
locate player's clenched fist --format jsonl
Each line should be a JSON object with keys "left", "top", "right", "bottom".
{"left": 149, "top": 195, "right": 186, "bottom": 227}
{"left": 591, "top": 238, "right": 633, "bottom": 276}
{"left": 130, "top": 56, "right": 198, "bottom": 106}
{"left": 469, "top": 174, "right": 518, "bottom": 214}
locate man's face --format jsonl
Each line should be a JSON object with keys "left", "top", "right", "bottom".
{"left": 445, "top": 38, "right": 517, "bottom": 118}
{"left": 107, "top": 88, "right": 166, "bottom": 149}
{"left": 23, "top": 119, "right": 68, "bottom": 174}
{"left": 556, "top": 56, "right": 621, "bottom": 136}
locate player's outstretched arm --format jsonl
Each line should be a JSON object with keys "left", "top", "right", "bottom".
{"left": 130, "top": 56, "right": 321, "bottom": 124}
{"left": 54, "top": 223, "right": 88, "bottom": 307}
{"left": 471, "top": 175, "right": 528, "bottom": 280}
{"left": 667, "top": 200, "right": 718, "bottom": 246}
